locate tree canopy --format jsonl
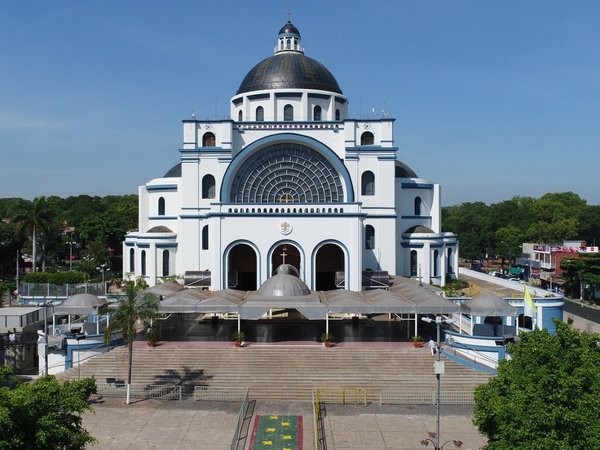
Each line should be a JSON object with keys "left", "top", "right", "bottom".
{"left": 0, "top": 367, "right": 97, "bottom": 450}
{"left": 473, "top": 321, "right": 600, "bottom": 449}
{"left": 0, "top": 194, "right": 138, "bottom": 281}
{"left": 443, "top": 192, "right": 595, "bottom": 260}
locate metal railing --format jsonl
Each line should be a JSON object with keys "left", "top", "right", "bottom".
{"left": 314, "top": 387, "right": 367, "bottom": 405}
{"left": 19, "top": 282, "right": 106, "bottom": 299}
{"left": 379, "top": 390, "right": 474, "bottom": 405}
{"left": 313, "top": 390, "right": 328, "bottom": 450}
{"left": 230, "top": 389, "right": 250, "bottom": 450}
{"left": 96, "top": 382, "right": 181, "bottom": 400}
{"left": 194, "top": 385, "right": 249, "bottom": 402}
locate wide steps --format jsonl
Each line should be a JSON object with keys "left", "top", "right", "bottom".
{"left": 61, "top": 345, "right": 491, "bottom": 400}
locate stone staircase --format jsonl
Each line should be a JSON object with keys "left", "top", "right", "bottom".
{"left": 61, "top": 343, "right": 492, "bottom": 402}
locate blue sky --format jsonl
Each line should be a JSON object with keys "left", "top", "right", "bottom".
{"left": 1, "top": 1, "right": 599, "bottom": 206}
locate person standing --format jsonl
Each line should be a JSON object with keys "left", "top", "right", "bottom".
{"left": 428, "top": 339, "right": 436, "bottom": 356}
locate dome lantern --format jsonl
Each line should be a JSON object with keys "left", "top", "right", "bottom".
{"left": 275, "top": 21, "right": 304, "bottom": 54}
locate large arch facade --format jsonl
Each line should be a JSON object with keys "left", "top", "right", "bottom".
{"left": 221, "top": 133, "right": 355, "bottom": 203}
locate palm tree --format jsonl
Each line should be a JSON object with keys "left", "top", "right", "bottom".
{"left": 104, "top": 280, "right": 159, "bottom": 404}
{"left": 11, "top": 196, "right": 54, "bottom": 272}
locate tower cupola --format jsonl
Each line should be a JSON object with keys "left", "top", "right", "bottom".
{"left": 275, "top": 21, "right": 304, "bottom": 54}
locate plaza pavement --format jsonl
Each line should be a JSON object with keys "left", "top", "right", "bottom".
{"left": 83, "top": 398, "right": 486, "bottom": 450}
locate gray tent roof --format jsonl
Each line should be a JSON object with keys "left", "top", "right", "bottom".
{"left": 152, "top": 277, "right": 458, "bottom": 319}
{"left": 461, "top": 293, "right": 517, "bottom": 316}
{"left": 240, "top": 291, "right": 325, "bottom": 320}
{"left": 143, "top": 281, "right": 184, "bottom": 297}
{"left": 54, "top": 293, "right": 107, "bottom": 315}
{"left": 159, "top": 289, "right": 207, "bottom": 313}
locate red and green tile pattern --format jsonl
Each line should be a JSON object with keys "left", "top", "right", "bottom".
{"left": 249, "top": 415, "right": 303, "bottom": 450}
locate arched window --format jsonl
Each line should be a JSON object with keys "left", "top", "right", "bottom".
{"left": 202, "top": 225, "right": 209, "bottom": 250}
{"left": 158, "top": 197, "right": 165, "bottom": 216}
{"left": 256, "top": 106, "right": 264, "bottom": 122}
{"left": 162, "top": 250, "right": 169, "bottom": 277}
{"left": 414, "top": 196, "right": 422, "bottom": 215}
{"left": 141, "top": 250, "right": 146, "bottom": 276}
{"left": 283, "top": 104, "right": 293, "bottom": 122}
{"left": 129, "top": 248, "right": 135, "bottom": 273}
{"left": 361, "top": 171, "right": 375, "bottom": 196}
{"left": 410, "top": 250, "right": 418, "bottom": 277}
{"left": 433, "top": 250, "right": 439, "bottom": 277}
{"left": 202, "top": 132, "right": 215, "bottom": 147}
{"left": 202, "top": 174, "right": 216, "bottom": 199}
{"left": 447, "top": 248, "right": 453, "bottom": 274}
{"left": 361, "top": 131, "right": 374, "bottom": 146}
{"left": 365, "top": 225, "right": 375, "bottom": 250}
{"left": 238, "top": 110, "right": 243, "bottom": 122}
{"left": 313, "top": 105, "right": 322, "bottom": 121}
{"left": 335, "top": 109, "right": 341, "bottom": 121}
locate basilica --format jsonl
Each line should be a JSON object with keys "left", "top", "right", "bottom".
{"left": 123, "top": 21, "right": 459, "bottom": 291}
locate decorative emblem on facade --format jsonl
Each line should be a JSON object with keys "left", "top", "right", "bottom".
{"left": 280, "top": 221, "right": 293, "bottom": 235}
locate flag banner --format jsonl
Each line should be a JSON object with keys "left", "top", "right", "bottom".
{"left": 524, "top": 286, "right": 536, "bottom": 320}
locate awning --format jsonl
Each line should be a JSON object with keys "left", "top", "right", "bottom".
{"left": 240, "top": 292, "right": 326, "bottom": 320}
{"left": 460, "top": 293, "right": 517, "bottom": 316}
{"left": 54, "top": 293, "right": 107, "bottom": 315}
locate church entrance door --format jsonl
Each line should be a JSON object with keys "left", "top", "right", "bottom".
{"left": 228, "top": 244, "right": 257, "bottom": 291}
{"left": 315, "top": 243, "right": 345, "bottom": 290}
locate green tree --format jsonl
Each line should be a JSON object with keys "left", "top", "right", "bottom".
{"left": 442, "top": 201, "right": 491, "bottom": 260}
{"left": 577, "top": 204, "right": 600, "bottom": 246}
{"left": 527, "top": 194, "right": 581, "bottom": 243}
{"left": 494, "top": 225, "right": 524, "bottom": 264}
{"left": 103, "top": 280, "right": 159, "bottom": 404}
{"left": 473, "top": 322, "right": 600, "bottom": 449}
{"left": 10, "top": 197, "right": 56, "bottom": 272}
{"left": 560, "top": 254, "right": 600, "bottom": 300}
{"left": 0, "top": 366, "right": 97, "bottom": 450}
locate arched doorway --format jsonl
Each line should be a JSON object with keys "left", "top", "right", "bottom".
{"left": 271, "top": 244, "right": 301, "bottom": 276}
{"left": 315, "top": 243, "right": 345, "bottom": 290}
{"left": 228, "top": 244, "right": 257, "bottom": 291}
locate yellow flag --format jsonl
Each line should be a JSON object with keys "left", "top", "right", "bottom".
{"left": 524, "top": 286, "right": 536, "bottom": 320}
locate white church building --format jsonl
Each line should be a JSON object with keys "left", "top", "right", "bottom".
{"left": 123, "top": 21, "right": 459, "bottom": 291}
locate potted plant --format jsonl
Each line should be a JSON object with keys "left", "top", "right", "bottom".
{"left": 232, "top": 330, "right": 246, "bottom": 347}
{"left": 321, "top": 332, "right": 334, "bottom": 348}
{"left": 411, "top": 335, "right": 424, "bottom": 348}
{"left": 145, "top": 327, "right": 158, "bottom": 347}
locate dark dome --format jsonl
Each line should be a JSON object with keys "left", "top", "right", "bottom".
{"left": 236, "top": 52, "right": 342, "bottom": 95}
{"left": 395, "top": 161, "right": 418, "bottom": 178}
{"left": 146, "top": 226, "right": 174, "bottom": 233}
{"left": 404, "top": 225, "right": 435, "bottom": 234}
{"left": 163, "top": 163, "right": 181, "bottom": 178}
{"left": 279, "top": 21, "right": 300, "bottom": 36}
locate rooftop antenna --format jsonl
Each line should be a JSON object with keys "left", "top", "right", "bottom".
{"left": 287, "top": 0, "right": 292, "bottom": 21}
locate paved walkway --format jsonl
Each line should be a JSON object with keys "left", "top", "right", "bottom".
{"left": 83, "top": 398, "right": 485, "bottom": 450}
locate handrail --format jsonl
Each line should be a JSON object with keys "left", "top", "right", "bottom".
{"left": 230, "top": 389, "right": 250, "bottom": 450}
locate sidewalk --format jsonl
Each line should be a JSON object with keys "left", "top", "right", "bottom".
{"left": 83, "top": 398, "right": 486, "bottom": 450}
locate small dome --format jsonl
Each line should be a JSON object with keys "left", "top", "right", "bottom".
{"left": 147, "top": 226, "right": 173, "bottom": 233}
{"left": 279, "top": 20, "right": 300, "bottom": 37}
{"left": 404, "top": 225, "right": 435, "bottom": 234}
{"left": 258, "top": 264, "right": 310, "bottom": 297}
{"left": 395, "top": 161, "right": 418, "bottom": 178}
{"left": 163, "top": 163, "right": 181, "bottom": 178}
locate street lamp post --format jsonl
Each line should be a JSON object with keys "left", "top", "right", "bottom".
{"left": 421, "top": 315, "right": 458, "bottom": 450}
